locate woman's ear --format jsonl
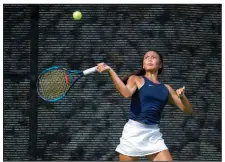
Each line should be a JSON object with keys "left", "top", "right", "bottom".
{"left": 160, "top": 63, "right": 163, "bottom": 68}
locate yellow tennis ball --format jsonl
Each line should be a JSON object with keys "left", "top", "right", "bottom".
{"left": 73, "top": 11, "right": 82, "bottom": 20}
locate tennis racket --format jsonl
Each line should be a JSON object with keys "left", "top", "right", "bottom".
{"left": 37, "top": 66, "right": 97, "bottom": 102}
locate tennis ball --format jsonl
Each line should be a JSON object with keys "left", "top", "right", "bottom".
{"left": 73, "top": 11, "right": 82, "bottom": 20}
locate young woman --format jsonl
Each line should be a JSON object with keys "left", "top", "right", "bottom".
{"left": 96, "top": 50, "right": 192, "bottom": 161}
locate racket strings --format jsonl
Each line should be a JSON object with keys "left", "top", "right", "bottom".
{"left": 38, "top": 69, "right": 70, "bottom": 99}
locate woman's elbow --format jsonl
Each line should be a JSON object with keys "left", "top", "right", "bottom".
{"left": 117, "top": 90, "right": 131, "bottom": 99}
{"left": 183, "top": 106, "right": 193, "bottom": 114}
{"left": 123, "top": 94, "right": 131, "bottom": 99}
{"left": 123, "top": 91, "right": 132, "bottom": 99}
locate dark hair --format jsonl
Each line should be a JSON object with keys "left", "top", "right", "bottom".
{"left": 122, "top": 51, "right": 164, "bottom": 84}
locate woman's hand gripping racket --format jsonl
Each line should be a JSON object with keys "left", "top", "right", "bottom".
{"left": 37, "top": 66, "right": 97, "bottom": 102}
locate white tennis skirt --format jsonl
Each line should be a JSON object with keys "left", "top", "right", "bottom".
{"left": 115, "top": 119, "right": 168, "bottom": 157}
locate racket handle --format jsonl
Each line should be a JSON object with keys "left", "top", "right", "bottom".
{"left": 83, "top": 66, "right": 97, "bottom": 75}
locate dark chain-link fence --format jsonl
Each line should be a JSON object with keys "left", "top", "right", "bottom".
{"left": 4, "top": 4, "right": 221, "bottom": 161}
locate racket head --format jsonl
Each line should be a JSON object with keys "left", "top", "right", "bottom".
{"left": 37, "top": 66, "right": 74, "bottom": 102}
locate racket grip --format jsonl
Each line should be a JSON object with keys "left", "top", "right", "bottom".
{"left": 83, "top": 66, "right": 97, "bottom": 75}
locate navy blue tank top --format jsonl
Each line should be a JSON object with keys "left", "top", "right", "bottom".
{"left": 129, "top": 76, "right": 169, "bottom": 125}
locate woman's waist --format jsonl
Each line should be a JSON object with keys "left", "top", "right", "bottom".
{"left": 127, "top": 119, "right": 159, "bottom": 129}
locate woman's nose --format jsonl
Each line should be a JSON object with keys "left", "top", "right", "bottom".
{"left": 148, "top": 57, "right": 152, "bottom": 61}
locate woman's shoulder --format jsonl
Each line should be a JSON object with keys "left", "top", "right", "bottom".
{"left": 164, "top": 84, "right": 169, "bottom": 88}
{"left": 128, "top": 75, "right": 143, "bottom": 81}
{"left": 163, "top": 84, "right": 175, "bottom": 92}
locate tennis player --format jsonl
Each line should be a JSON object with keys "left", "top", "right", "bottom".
{"left": 96, "top": 50, "right": 192, "bottom": 161}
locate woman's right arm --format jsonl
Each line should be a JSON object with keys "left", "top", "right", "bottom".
{"left": 108, "top": 69, "right": 137, "bottom": 98}
{"left": 97, "top": 63, "right": 137, "bottom": 98}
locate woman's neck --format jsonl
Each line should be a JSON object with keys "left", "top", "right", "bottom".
{"left": 144, "top": 72, "right": 160, "bottom": 84}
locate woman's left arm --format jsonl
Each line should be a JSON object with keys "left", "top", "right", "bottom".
{"left": 165, "top": 84, "right": 192, "bottom": 113}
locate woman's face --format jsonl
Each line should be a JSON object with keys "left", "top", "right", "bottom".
{"left": 143, "top": 51, "right": 162, "bottom": 73}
